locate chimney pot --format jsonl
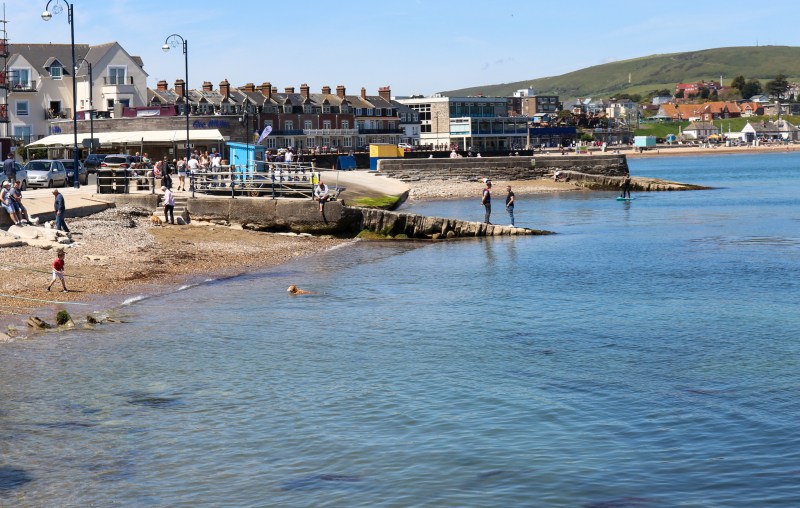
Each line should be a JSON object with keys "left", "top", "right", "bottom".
{"left": 284, "top": 86, "right": 295, "bottom": 94}
{"left": 361, "top": 87, "right": 367, "bottom": 99}
{"left": 322, "top": 86, "right": 331, "bottom": 94}
{"left": 336, "top": 85, "right": 346, "bottom": 99}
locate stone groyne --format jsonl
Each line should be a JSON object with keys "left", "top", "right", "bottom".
{"left": 377, "top": 154, "right": 628, "bottom": 182}
{"left": 559, "top": 171, "right": 711, "bottom": 192}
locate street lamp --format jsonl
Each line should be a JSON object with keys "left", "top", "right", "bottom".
{"left": 42, "top": 0, "right": 80, "bottom": 188}
{"left": 76, "top": 58, "right": 93, "bottom": 157}
{"left": 162, "top": 33, "right": 191, "bottom": 193}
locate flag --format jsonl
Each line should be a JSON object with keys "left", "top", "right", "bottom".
{"left": 257, "top": 124, "right": 272, "bottom": 144}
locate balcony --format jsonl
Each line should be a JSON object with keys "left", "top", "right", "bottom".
{"left": 304, "top": 128, "right": 359, "bottom": 136}
{"left": 8, "top": 80, "right": 37, "bottom": 92}
{"left": 272, "top": 129, "right": 305, "bottom": 136}
{"left": 45, "top": 108, "right": 72, "bottom": 120}
{"left": 103, "top": 76, "right": 135, "bottom": 85}
{"left": 358, "top": 128, "right": 404, "bottom": 135}
{"left": 0, "top": 104, "right": 7, "bottom": 123}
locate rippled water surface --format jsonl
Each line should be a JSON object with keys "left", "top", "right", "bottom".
{"left": 2, "top": 153, "right": 799, "bottom": 507}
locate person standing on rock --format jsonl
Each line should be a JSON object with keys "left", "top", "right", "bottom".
{"left": 481, "top": 179, "right": 492, "bottom": 224}
{"left": 52, "top": 188, "right": 70, "bottom": 233}
{"left": 505, "top": 185, "right": 515, "bottom": 227}
{"left": 47, "top": 248, "right": 68, "bottom": 292}
{"left": 162, "top": 186, "right": 175, "bottom": 224}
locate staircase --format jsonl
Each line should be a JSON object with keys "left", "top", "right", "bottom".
{"left": 154, "top": 194, "right": 189, "bottom": 223}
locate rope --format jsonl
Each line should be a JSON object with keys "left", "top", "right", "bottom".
{"left": 1, "top": 265, "right": 90, "bottom": 278}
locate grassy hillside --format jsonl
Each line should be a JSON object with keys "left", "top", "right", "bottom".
{"left": 443, "top": 46, "right": 800, "bottom": 100}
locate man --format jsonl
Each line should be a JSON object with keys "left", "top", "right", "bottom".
{"left": 3, "top": 153, "right": 16, "bottom": 184}
{"left": 1, "top": 181, "right": 20, "bottom": 225}
{"left": 505, "top": 185, "right": 515, "bottom": 227}
{"left": 621, "top": 174, "right": 632, "bottom": 199}
{"left": 314, "top": 179, "right": 330, "bottom": 212}
{"left": 52, "top": 188, "right": 70, "bottom": 232}
{"left": 9, "top": 180, "right": 30, "bottom": 224}
{"left": 481, "top": 179, "right": 492, "bottom": 224}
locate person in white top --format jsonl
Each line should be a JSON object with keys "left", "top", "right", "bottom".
{"left": 211, "top": 152, "right": 222, "bottom": 184}
{"left": 314, "top": 179, "right": 329, "bottom": 212}
{"left": 162, "top": 185, "right": 175, "bottom": 224}
{"left": 284, "top": 149, "right": 294, "bottom": 164}
{"left": 186, "top": 155, "right": 200, "bottom": 190}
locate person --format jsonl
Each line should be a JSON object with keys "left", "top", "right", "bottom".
{"left": 178, "top": 156, "right": 190, "bottom": 191}
{"left": 505, "top": 185, "right": 515, "bottom": 227}
{"left": 481, "top": 179, "right": 492, "bottom": 224}
{"left": 3, "top": 153, "right": 15, "bottom": 184}
{"left": 1, "top": 181, "right": 21, "bottom": 225}
{"left": 162, "top": 185, "right": 175, "bottom": 224}
{"left": 314, "top": 179, "right": 330, "bottom": 212}
{"left": 621, "top": 174, "right": 632, "bottom": 198}
{"left": 211, "top": 151, "right": 222, "bottom": 181}
{"left": 52, "top": 188, "right": 69, "bottom": 232}
{"left": 47, "top": 248, "right": 68, "bottom": 292}
{"left": 9, "top": 180, "right": 29, "bottom": 224}
{"left": 185, "top": 155, "right": 198, "bottom": 191}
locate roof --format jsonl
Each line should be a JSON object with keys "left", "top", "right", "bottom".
{"left": 10, "top": 43, "right": 89, "bottom": 75}
{"left": 26, "top": 129, "right": 225, "bottom": 148}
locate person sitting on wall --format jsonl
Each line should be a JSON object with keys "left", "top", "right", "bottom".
{"left": 314, "top": 179, "right": 330, "bottom": 212}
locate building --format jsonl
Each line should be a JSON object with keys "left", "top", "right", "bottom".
{"left": 5, "top": 42, "right": 148, "bottom": 145}
{"left": 508, "top": 88, "right": 561, "bottom": 117}
{"left": 682, "top": 121, "right": 719, "bottom": 140}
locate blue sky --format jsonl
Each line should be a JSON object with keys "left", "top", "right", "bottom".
{"left": 6, "top": 0, "right": 799, "bottom": 96}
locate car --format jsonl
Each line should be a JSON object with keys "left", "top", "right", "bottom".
{"left": 82, "top": 153, "right": 107, "bottom": 173}
{"left": 23, "top": 160, "right": 68, "bottom": 188}
{"left": 57, "top": 159, "right": 89, "bottom": 185}
{"left": 100, "top": 154, "right": 137, "bottom": 170}
{"left": 398, "top": 143, "right": 413, "bottom": 151}
{"left": 12, "top": 162, "right": 28, "bottom": 190}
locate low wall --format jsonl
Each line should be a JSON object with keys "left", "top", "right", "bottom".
{"left": 376, "top": 154, "right": 628, "bottom": 182}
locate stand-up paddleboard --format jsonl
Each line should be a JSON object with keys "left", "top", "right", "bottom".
{"left": 616, "top": 196, "right": 636, "bottom": 201}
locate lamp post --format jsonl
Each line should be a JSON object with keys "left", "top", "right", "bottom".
{"left": 76, "top": 58, "right": 93, "bottom": 156}
{"left": 162, "top": 34, "right": 190, "bottom": 193}
{"left": 42, "top": 0, "right": 80, "bottom": 188}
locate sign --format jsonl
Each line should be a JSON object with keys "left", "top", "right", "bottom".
{"left": 81, "top": 138, "right": 100, "bottom": 148}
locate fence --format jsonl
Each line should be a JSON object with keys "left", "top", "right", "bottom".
{"left": 96, "top": 161, "right": 321, "bottom": 199}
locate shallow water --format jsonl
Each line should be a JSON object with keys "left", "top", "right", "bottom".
{"left": 1, "top": 153, "right": 799, "bottom": 507}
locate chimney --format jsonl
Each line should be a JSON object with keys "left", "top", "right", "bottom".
{"left": 260, "top": 82, "right": 272, "bottom": 99}
{"left": 336, "top": 85, "right": 346, "bottom": 99}
{"left": 272, "top": 86, "right": 278, "bottom": 95}
{"left": 219, "top": 79, "right": 230, "bottom": 98}
{"left": 379, "top": 86, "right": 391, "bottom": 101}
{"left": 175, "top": 79, "right": 186, "bottom": 98}
{"left": 284, "top": 86, "right": 295, "bottom": 94}
{"left": 157, "top": 80, "right": 168, "bottom": 91}
{"left": 361, "top": 87, "right": 367, "bottom": 99}
{"left": 300, "top": 83, "right": 310, "bottom": 99}
{"left": 202, "top": 81, "right": 213, "bottom": 92}
{"left": 242, "top": 83, "right": 255, "bottom": 93}
{"left": 322, "top": 85, "right": 331, "bottom": 95}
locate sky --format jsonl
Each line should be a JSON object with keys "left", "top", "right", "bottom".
{"left": 5, "top": 0, "right": 799, "bottom": 97}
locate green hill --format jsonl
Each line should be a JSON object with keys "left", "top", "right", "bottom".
{"left": 442, "top": 46, "right": 800, "bottom": 100}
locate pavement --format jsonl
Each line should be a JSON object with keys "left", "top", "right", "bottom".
{"left": 2, "top": 170, "right": 409, "bottom": 229}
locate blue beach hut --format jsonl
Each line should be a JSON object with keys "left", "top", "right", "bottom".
{"left": 226, "top": 142, "right": 266, "bottom": 182}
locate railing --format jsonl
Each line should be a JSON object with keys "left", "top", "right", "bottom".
{"left": 304, "top": 128, "right": 359, "bottom": 136}
{"left": 45, "top": 109, "right": 71, "bottom": 120}
{"left": 96, "top": 162, "right": 321, "bottom": 200}
{"left": 103, "top": 76, "right": 135, "bottom": 85}
{"left": 358, "top": 128, "right": 403, "bottom": 134}
{"left": 8, "top": 80, "right": 37, "bottom": 92}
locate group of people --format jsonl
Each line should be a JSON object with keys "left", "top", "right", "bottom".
{"left": 480, "top": 179, "right": 516, "bottom": 227}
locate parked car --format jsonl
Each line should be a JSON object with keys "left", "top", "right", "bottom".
{"left": 398, "top": 143, "right": 413, "bottom": 151}
{"left": 82, "top": 153, "right": 107, "bottom": 173}
{"left": 99, "top": 154, "right": 137, "bottom": 170}
{"left": 23, "top": 160, "right": 68, "bottom": 188}
{"left": 13, "top": 162, "right": 28, "bottom": 190}
{"left": 58, "top": 159, "right": 89, "bottom": 185}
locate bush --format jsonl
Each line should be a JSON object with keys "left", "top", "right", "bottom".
{"left": 56, "top": 310, "right": 71, "bottom": 326}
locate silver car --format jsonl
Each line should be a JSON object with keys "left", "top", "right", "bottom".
{"left": 24, "top": 160, "right": 68, "bottom": 188}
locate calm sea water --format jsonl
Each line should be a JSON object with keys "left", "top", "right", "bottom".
{"left": 1, "top": 153, "right": 799, "bottom": 507}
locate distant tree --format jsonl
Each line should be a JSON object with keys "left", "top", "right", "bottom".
{"left": 675, "top": 89, "right": 685, "bottom": 99}
{"left": 556, "top": 110, "right": 574, "bottom": 125}
{"left": 741, "top": 79, "right": 763, "bottom": 99}
{"left": 765, "top": 73, "right": 789, "bottom": 99}
{"left": 718, "top": 88, "right": 741, "bottom": 101}
{"left": 710, "top": 89, "right": 718, "bottom": 100}
{"left": 731, "top": 75, "right": 746, "bottom": 92}
{"left": 700, "top": 87, "right": 710, "bottom": 99}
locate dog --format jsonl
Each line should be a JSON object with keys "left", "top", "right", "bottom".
{"left": 287, "top": 284, "right": 315, "bottom": 295}
{"left": 149, "top": 214, "right": 163, "bottom": 226}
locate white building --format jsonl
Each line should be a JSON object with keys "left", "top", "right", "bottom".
{"left": 7, "top": 42, "right": 148, "bottom": 144}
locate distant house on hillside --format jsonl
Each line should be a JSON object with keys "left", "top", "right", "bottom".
{"left": 682, "top": 121, "right": 719, "bottom": 140}
{"left": 741, "top": 120, "right": 799, "bottom": 141}
{"left": 749, "top": 94, "right": 771, "bottom": 104}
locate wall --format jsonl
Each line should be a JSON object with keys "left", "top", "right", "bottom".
{"left": 376, "top": 154, "right": 628, "bottom": 181}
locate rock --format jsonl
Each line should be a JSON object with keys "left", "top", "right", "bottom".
{"left": 431, "top": 233, "right": 441, "bottom": 240}
{"left": 86, "top": 315, "right": 98, "bottom": 324}
{"left": 85, "top": 255, "right": 109, "bottom": 262}
{"left": 446, "top": 230, "right": 456, "bottom": 238}
{"left": 0, "top": 332, "right": 11, "bottom": 342}
{"left": 57, "top": 237, "right": 72, "bottom": 244}
{"left": 176, "top": 216, "right": 186, "bottom": 225}
{"left": 27, "top": 316, "right": 52, "bottom": 329}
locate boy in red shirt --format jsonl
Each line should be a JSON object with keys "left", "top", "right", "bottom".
{"left": 47, "top": 249, "right": 68, "bottom": 292}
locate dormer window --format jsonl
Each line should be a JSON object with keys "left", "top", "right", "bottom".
{"left": 322, "top": 105, "right": 331, "bottom": 114}
{"left": 50, "top": 65, "right": 62, "bottom": 80}
{"left": 283, "top": 105, "right": 292, "bottom": 113}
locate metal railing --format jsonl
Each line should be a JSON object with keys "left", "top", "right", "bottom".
{"left": 96, "top": 162, "right": 324, "bottom": 200}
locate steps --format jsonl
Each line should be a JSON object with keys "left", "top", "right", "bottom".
{"left": 153, "top": 193, "right": 188, "bottom": 223}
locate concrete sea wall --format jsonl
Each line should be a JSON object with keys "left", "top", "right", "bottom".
{"left": 377, "top": 154, "right": 628, "bottom": 181}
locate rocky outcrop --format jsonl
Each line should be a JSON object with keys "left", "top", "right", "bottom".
{"left": 562, "top": 171, "right": 711, "bottom": 191}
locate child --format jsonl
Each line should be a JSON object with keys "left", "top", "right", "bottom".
{"left": 47, "top": 249, "right": 68, "bottom": 292}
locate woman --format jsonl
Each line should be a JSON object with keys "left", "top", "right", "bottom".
{"left": 177, "top": 157, "right": 187, "bottom": 191}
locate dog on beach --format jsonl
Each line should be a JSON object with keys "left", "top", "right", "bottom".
{"left": 150, "top": 214, "right": 163, "bottom": 226}
{"left": 287, "top": 285, "right": 315, "bottom": 295}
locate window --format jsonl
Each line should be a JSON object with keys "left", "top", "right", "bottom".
{"left": 322, "top": 105, "right": 331, "bottom": 113}
{"left": 304, "top": 120, "right": 312, "bottom": 130}
{"left": 356, "top": 108, "right": 363, "bottom": 116}
{"left": 108, "top": 66, "right": 126, "bottom": 85}
{"left": 119, "top": 99, "right": 130, "bottom": 108}
{"left": 14, "top": 125, "right": 32, "bottom": 140}
{"left": 366, "top": 108, "right": 374, "bottom": 116}
{"left": 15, "top": 100, "right": 29, "bottom": 116}
{"left": 283, "top": 105, "right": 292, "bottom": 113}
{"left": 9, "top": 68, "right": 30, "bottom": 89}
{"left": 284, "top": 120, "right": 293, "bottom": 131}
{"left": 341, "top": 120, "right": 349, "bottom": 130}
{"left": 50, "top": 65, "right": 62, "bottom": 80}
{"left": 323, "top": 120, "right": 331, "bottom": 129}
{"left": 107, "top": 98, "right": 115, "bottom": 109}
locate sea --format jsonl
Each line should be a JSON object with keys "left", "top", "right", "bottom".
{"left": 1, "top": 152, "right": 799, "bottom": 507}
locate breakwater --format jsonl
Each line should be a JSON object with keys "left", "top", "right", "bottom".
{"left": 377, "top": 154, "right": 628, "bottom": 181}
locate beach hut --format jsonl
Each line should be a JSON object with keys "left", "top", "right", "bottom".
{"left": 369, "top": 143, "right": 404, "bottom": 171}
